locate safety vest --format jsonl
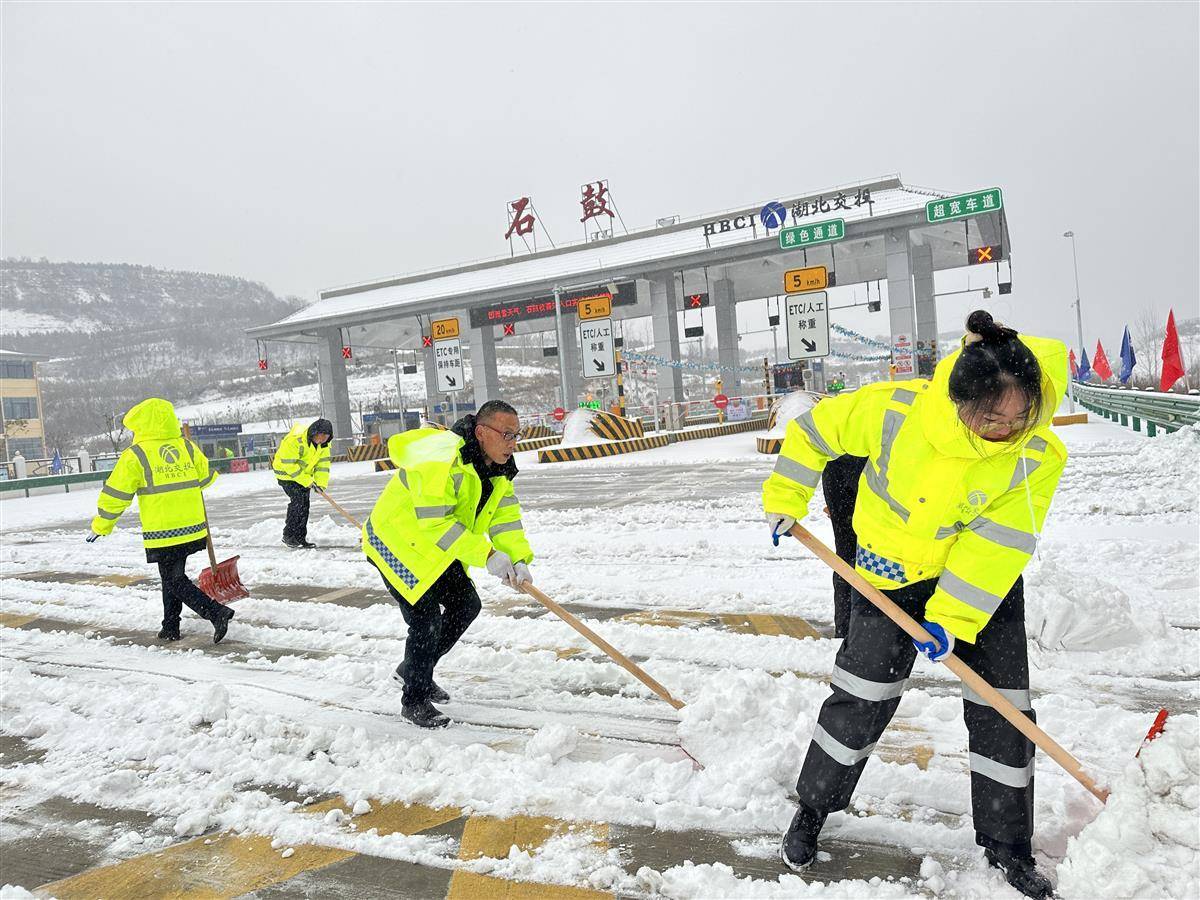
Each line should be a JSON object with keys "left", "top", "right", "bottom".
{"left": 91, "top": 398, "right": 217, "bottom": 549}
{"left": 272, "top": 421, "right": 331, "bottom": 489}
{"left": 763, "top": 334, "right": 1069, "bottom": 643}
{"left": 363, "top": 429, "right": 534, "bottom": 604}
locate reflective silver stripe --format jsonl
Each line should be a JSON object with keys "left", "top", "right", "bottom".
{"left": 865, "top": 464, "right": 910, "bottom": 522}
{"left": 831, "top": 665, "right": 907, "bottom": 702}
{"left": 273, "top": 468, "right": 301, "bottom": 479}
{"left": 1026, "top": 436, "right": 1048, "bottom": 452}
{"left": 877, "top": 409, "right": 905, "bottom": 476}
{"left": 276, "top": 457, "right": 301, "bottom": 464}
{"left": 1009, "top": 457, "right": 1042, "bottom": 490}
{"left": 415, "top": 505, "right": 453, "bottom": 519}
{"left": 812, "top": 724, "right": 876, "bottom": 767}
{"left": 437, "top": 521, "right": 466, "bottom": 550}
{"left": 314, "top": 464, "right": 330, "bottom": 471}
{"left": 937, "top": 569, "right": 1004, "bottom": 615}
{"left": 198, "top": 472, "right": 216, "bottom": 488}
{"left": 489, "top": 519, "right": 523, "bottom": 536}
{"left": 101, "top": 484, "right": 134, "bottom": 501}
{"left": 138, "top": 479, "right": 200, "bottom": 496}
{"left": 452, "top": 472, "right": 464, "bottom": 493}
{"left": 934, "top": 524, "right": 960, "bottom": 539}
{"left": 130, "top": 444, "right": 154, "bottom": 487}
{"left": 773, "top": 455, "right": 821, "bottom": 488}
{"left": 397, "top": 469, "right": 410, "bottom": 489}
{"left": 95, "top": 508, "right": 120, "bottom": 520}
{"left": 966, "top": 516, "right": 1037, "bottom": 555}
{"left": 962, "top": 683, "right": 1032, "bottom": 711}
{"left": 498, "top": 495, "right": 519, "bottom": 508}
{"left": 142, "top": 522, "right": 207, "bottom": 541}
{"left": 184, "top": 441, "right": 196, "bottom": 462}
{"left": 969, "top": 752, "right": 1034, "bottom": 788}
{"left": 893, "top": 388, "right": 917, "bottom": 405}
{"left": 795, "top": 411, "right": 837, "bottom": 459}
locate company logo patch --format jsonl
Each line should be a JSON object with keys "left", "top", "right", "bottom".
{"left": 159, "top": 445, "right": 181, "bottom": 464}
{"left": 967, "top": 490, "right": 988, "bottom": 507}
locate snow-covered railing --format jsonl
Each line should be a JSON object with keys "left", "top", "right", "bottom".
{"left": 1073, "top": 382, "right": 1200, "bottom": 437}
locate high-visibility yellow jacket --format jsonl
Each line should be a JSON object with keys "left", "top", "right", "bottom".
{"left": 272, "top": 421, "right": 331, "bottom": 489}
{"left": 90, "top": 398, "right": 217, "bottom": 550}
{"left": 363, "top": 428, "right": 534, "bottom": 605}
{"left": 763, "top": 335, "right": 1069, "bottom": 643}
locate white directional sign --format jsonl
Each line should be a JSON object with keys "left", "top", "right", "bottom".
{"left": 784, "top": 291, "right": 830, "bottom": 361}
{"left": 580, "top": 317, "right": 615, "bottom": 379}
{"left": 434, "top": 338, "right": 465, "bottom": 392}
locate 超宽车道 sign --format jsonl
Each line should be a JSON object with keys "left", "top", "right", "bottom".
{"left": 469, "top": 282, "right": 637, "bottom": 329}
{"left": 926, "top": 188, "right": 1002, "bottom": 224}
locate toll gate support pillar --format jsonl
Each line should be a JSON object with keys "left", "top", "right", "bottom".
{"left": 912, "top": 243, "right": 938, "bottom": 377}
{"left": 649, "top": 273, "right": 685, "bottom": 404}
{"left": 318, "top": 329, "right": 354, "bottom": 452}
{"left": 885, "top": 228, "right": 918, "bottom": 381}
{"left": 711, "top": 277, "right": 741, "bottom": 395}
{"left": 469, "top": 325, "right": 501, "bottom": 408}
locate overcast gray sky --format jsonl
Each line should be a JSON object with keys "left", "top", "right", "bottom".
{"left": 3, "top": 1, "right": 1197, "bottom": 352}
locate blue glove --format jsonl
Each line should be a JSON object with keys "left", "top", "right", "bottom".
{"left": 913, "top": 621, "right": 954, "bottom": 662}
{"left": 767, "top": 513, "right": 797, "bottom": 547}
{"left": 85, "top": 532, "right": 101, "bottom": 544}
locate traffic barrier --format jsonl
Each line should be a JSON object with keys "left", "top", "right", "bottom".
{"left": 757, "top": 437, "right": 784, "bottom": 454}
{"left": 522, "top": 424, "right": 555, "bottom": 439}
{"left": 1073, "top": 383, "right": 1199, "bottom": 437}
{"left": 515, "top": 435, "right": 562, "bottom": 452}
{"left": 538, "top": 434, "right": 669, "bottom": 463}
{"left": 590, "top": 411, "right": 644, "bottom": 441}
{"left": 672, "top": 418, "right": 764, "bottom": 443}
{"left": 346, "top": 443, "right": 389, "bottom": 462}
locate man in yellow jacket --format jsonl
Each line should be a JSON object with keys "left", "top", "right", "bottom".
{"left": 363, "top": 400, "right": 533, "bottom": 728}
{"left": 765, "top": 312, "right": 1066, "bottom": 899}
{"left": 88, "top": 398, "right": 234, "bottom": 643}
{"left": 272, "top": 417, "right": 332, "bottom": 549}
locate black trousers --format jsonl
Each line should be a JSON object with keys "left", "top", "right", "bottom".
{"left": 157, "top": 546, "right": 225, "bottom": 630}
{"left": 279, "top": 479, "right": 310, "bottom": 542}
{"left": 821, "top": 455, "right": 867, "bottom": 639}
{"left": 796, "top": 576, "right": 1036, "bottom": 854}
{"left": 377, "top": 562, "right": 482, "bottom": 706}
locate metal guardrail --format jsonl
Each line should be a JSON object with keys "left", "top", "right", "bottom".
{"left": 1072, "top": 383, "right": 1200, "bottom": 437}
{"left": 0, "top": 453, "right": 277, "bottom": 498}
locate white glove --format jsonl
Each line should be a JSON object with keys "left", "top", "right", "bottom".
{"left": 486, "top": 549, "right": 517, "bottom": 586}
{"left": 766, "top": 512, "right": 797, "bottom": 546}
{"left": 513, "top": 562, "right": 533, "bottom": 587}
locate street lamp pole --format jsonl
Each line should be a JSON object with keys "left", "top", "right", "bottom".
{"left": 1064, "top": 231, "right": 1085, "bottom": 413}
{"left": 391, "top": 349, "right": 407, "bottom": 432}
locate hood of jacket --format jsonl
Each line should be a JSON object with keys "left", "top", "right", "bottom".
{"left": 123, "top": 398, "right": 182, "bottom": 442}
{"left": 921, "top": 333, "right": 1068, "bottom": 459}
{"left": 306, "top": 418, "right": 333, "bottom": 446}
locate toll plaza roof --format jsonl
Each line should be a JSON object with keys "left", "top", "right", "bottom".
{"left": 249, "top": 175, "right": 1004, "bottom": 341}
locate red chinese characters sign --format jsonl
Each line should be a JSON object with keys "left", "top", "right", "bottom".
{"left": 505, "top": 196, "right": 535, "bottom": 240}
{"left": 580, "top": 181, "right": 614, "bottom": 223}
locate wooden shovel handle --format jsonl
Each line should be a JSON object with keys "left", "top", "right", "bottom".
{"left": 519, "top": 582, "right": 685, "bottom": 711}
{"left": 314, "top": 486, "right": 362, "bottom": 529}
{"left": 788, "top": 524, "right": 1109, "bottom": 803}
{"left": 199, "top": 494, "right": 219, "bottom": 575}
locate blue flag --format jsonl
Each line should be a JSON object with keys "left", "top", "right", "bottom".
{"left": 50, "top": 448, "right": 64, "bottom": 474}
{"left": 1119, "top": 326, "right": 1137, "bottom": 384}
{"left": 1077, "top": 347, "right": 1092, "bottom": 382}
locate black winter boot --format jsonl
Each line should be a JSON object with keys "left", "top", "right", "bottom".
{"left": 780, "top": 803, "right": 826, "bottom": 872}
{"left": 985, "top": 847, "right": 1054, "bottom": 899}
{"left": 158, "top": 625, "right": 181, "bottom": 641}
{"left": 212, "top": 607, "right": 234, "bottom": 645}
{"left": 402, "top": 700, "right": 450, "bottom": 729}
{"left": 394, "top": 661, "right": 450, "bottom": 703}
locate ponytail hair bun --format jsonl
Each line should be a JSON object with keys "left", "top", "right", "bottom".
{"left": 965, "top": 310, "right": 1017, "bottom": 344}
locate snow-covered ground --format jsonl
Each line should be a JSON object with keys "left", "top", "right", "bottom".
{"left": 1, "top": 420, "right": 1197, "bottom": 897}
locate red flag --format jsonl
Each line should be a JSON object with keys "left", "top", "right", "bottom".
{"left": 1069, "top": 349, "right": 1079, "bottom": 378}
{"left": 1160, "top": 309, "right": 1185, "bottom": 392}
{"left": 1093, "top": 340, "right": 1113, "bottom": 381}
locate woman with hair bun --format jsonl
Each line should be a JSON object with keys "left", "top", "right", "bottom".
{"left": 763, "top": 310, "right": 1068, "bottom": 899}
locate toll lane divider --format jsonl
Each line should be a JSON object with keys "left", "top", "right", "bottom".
{"left": 537, "top": 418, "right": 763, "bottom": 464}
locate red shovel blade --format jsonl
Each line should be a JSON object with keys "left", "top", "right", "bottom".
{"left": 198, "top": 555, "right": 249, "bottom": 604}
{"left": 1136, "top": 709, "right": 1170, "bottom": 758}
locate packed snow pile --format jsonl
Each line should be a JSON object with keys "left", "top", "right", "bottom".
{"left": 1024, "top": 558, "right": 1163, "bottom": 651}
{"left": 558, "top": 408, "right": 600, "bottom": 447}
{"left": 1056, "top": 714, "right": 1199, "bottom": 899}
{"left": 767, "top": 391, "right": 821, "bottom": 438}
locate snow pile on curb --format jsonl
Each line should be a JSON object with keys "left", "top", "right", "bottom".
{"left": 1056, "top": 714, "right": 1199, "bottom": 899}
{"left": 558, "top": 408, "right": 600, "bottom": 448}
{"left": 767, "top": 392, "right": 821, "bottom": 439}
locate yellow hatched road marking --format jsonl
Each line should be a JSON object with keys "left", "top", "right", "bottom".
{"left": 79, "top": 573, "right": 150, "bottom": 587}
{"left": 310, "top": 586, "right": 360, "bottom": 604}
{"left": 742, "top": 613, "right": 822, "bottom": 641}
{"left": 39, "top": 798, "right": 462, "bottom": 899}
{"left": 0, "top": 613, "right": 40, "bottom": 629}
{"left": 448, "top": 815, "right": 610, "bottom": 900}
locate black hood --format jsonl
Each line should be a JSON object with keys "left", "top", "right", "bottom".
{"left": 307, "top": 418, "right": 333, "bottom": 445}
{"left": 451, "top": 414, "right": 518, "bottom": 480}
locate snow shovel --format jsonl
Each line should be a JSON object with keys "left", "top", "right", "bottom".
{"left": 197, "top": 496, "right": 249, "bottom": 604}
{"left": 518, "top": 582, "right": 686, "bottom": 711}
{"left": 786, "top": 523, "right": 1110, "bottom": 803}
{"left": 314, "top": 486, "right": 362, "bottom": 529}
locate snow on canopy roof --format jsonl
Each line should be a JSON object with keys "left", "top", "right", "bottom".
{"left": 252, "top": 176, "right": 945, "bottom": 337}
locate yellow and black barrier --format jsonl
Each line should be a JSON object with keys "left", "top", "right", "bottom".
{"left": 346, "top": 443, "right": 389, "bottom": 462}
{"left": 515, "top": 434, "right": 562, "bottom": 452}
{"left": 538, "top": 434, "right": 669, "bottom": 463}
{"left": 523, "top": 424, "right": 556, "bottom": 439}
{"left": 590, "top": 411, "right": 644, "bottom": 441}
{"left": 673, "top": 417, "right": 764, "bottom": 443}
{"left": 757, "top": 436, "right": 784, "bottom": 454}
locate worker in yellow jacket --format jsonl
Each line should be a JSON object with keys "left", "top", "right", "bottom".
{"left": 88, "top": 398, "right": 234, "bottom": 644}
{"left": 272, "top": 417, "right": 332, "bottom": 549}
{"left": 765, "top": 312, "right": 1066, "bottom": 900}
{"left": 363, "top": 400, "right": 533, "bottom": 728}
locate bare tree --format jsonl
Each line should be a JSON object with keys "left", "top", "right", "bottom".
{"left": 1133, "top": 305, "right": 1162, "bottom": 388}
